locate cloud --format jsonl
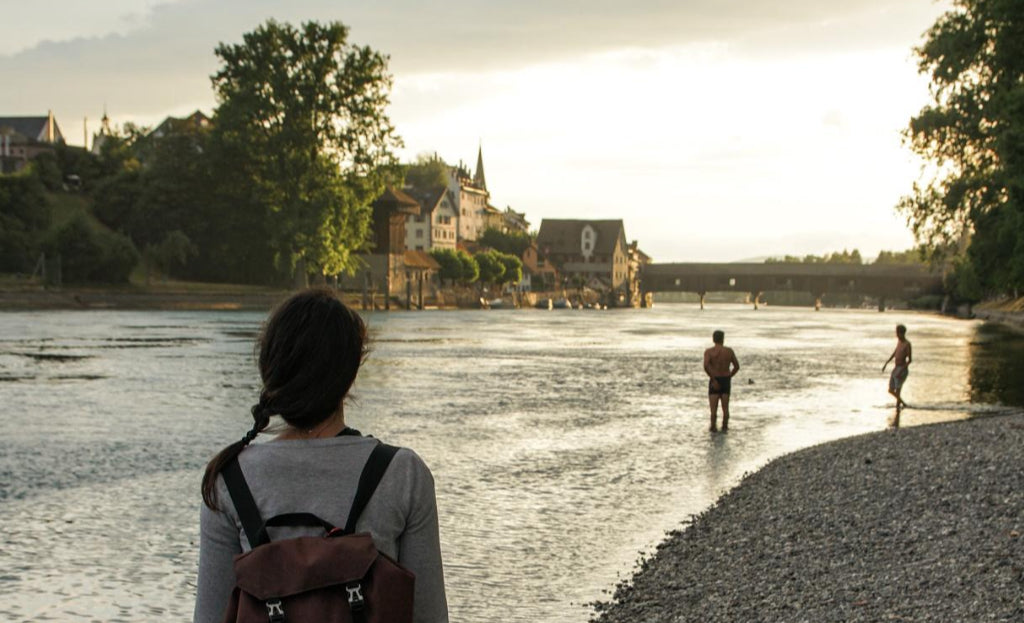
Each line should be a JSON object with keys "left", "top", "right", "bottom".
{"left": 0, "top": 0, "right": 941, "bottom": 263}
{"left": 0, "top": 0, "right": 186, "bottom": 56}
{"left": 1, "top": 0, "right": 947, "bottom": 124}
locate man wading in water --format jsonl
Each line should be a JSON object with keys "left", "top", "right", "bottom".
{"left": 704, "top": 330, "right": 740, "bottom": 433}
{"left": 882, "top": 324, "right": 912, "bottom": 424}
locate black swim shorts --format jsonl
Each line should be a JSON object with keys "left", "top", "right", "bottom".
{"left": 709, "top": 376, "right": 731, "bottom": 395}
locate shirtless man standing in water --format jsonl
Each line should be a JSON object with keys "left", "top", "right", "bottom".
{"left": 882, "top": 324, "right": 912, "bottom": 414}
{"left": 704, "top": 330, "right": 740, "bottom": 433}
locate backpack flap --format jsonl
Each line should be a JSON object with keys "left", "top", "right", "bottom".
{"left": 233, "top": 532, "right": 378, "bottom": 600}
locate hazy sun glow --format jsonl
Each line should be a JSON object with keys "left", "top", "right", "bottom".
{"left": 2, "top": 0, "right": 952, "bottom": 262}
{"left": 393, "top": 43, "right": 932, "bottom": 261}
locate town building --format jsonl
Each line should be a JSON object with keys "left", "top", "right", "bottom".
{"left": 536, "top": 219, "right": 633, "bottom": 306}
{"left": 0, "top": 111, "right": 64, "bottom": 173}
{"left": 447, "top": 146, "right": 490, "bottom": 242}
{"left": 149, "top": 110, "right": 211, "bottom": 139}
{"left": 520, "top": 242, "right": 558, "bottom": 292}
{"left": 627, "top": 241, "right": 653, "bottom": 307}
{"left": 483, "top": 204, "right": 504, "bottom": 233}
{"left": 359, "top": 187, "right": 440, "bottom": 309}
{"left": 404, "top": 186, "right": 458, "bottom": 252}
{"left": 89, "top": 110, "right": 115, "bottom": 155}
{"left": 503, "top": 207, "right": 530, "bottom": 234}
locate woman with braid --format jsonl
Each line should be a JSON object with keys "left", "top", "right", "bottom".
{"left": 193, "top": 288, "right": 448, "bottom": 623}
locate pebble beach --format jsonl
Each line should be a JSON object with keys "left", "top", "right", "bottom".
{"left": 592, "top": 414, "right": 1024, "bottom": 623}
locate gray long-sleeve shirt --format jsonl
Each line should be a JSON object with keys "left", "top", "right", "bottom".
{"left": 193, "top": 435, "right": 448, "bottom": 623}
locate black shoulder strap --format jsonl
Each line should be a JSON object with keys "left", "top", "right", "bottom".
{"left": 343, "top": 442, "right": 400, "bottom": 535}
{"left": 222, "top": 442, "right": 400, "bottom": 547}
{"left": 222, "top": 457, "right": 264, "bottom": 550}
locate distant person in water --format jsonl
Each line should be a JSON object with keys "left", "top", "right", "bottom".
{"left": 704, "top": 330, "right": 740, "bottom": 433}
{"left": 882, "top": 324, "right": 912, "bottom": 415}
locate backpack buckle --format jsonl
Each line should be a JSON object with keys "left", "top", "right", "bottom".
{"left": 345, "top": 582, "right": 365, "bottom": 611}
{"left": 265, "top": 599, "right": 285, "bottom": 622}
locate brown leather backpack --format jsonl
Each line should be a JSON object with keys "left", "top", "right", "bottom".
{"left": 220, "top": 442, "right": 415, "bottom": 623}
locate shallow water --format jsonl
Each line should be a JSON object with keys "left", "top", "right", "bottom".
{"left": 0, "top": 304, "right": 1021, "bottom": 622}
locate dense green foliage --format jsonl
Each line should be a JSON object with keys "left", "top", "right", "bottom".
{"left": 474, "top": 250, "right": 506, "bottom": 284}
{"left": 0, "top": 171, "right": 50, "bottom": 272}
{"left": 211, "top": 19, "right": 401, "bottom": 282}
{"left": 900, "top": 0, "right": 1024, "bottom": 296}
{"left": 496, "top": 252, "right": 523, "bottom": 285}
{"left": 474, "top": 249, "right": 522, "bottom": 286}
{"left": 479, "top": 227, "right": 532, "bottom": 258}
{"left": 429, "top": 248, "right": 463, "bottom": 284}
{"left": 766, "top": 249, "right": 863, "bottom": 264}
{"left": 457, "top": 249, "right": 480, "bottom": 284}
{"left": 429, "top": 248, "right": 479, "bottom": 285}
{"left": 404, "top": 155, "right": 449, "bottom": 193}
{"left": 45, "top": 214, "right": 139, "bottom": 283}
{"left": 874, "top": 248, "right": 927, "bottom": 265}
{"left": 1, "top": 19, "right": 403, "bottom": 287}
{"left": 143, "top": 230, "right": 198, "bottom": 283}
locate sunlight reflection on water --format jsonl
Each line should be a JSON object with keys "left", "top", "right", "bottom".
{"left": 0, "top": 305, "right": 1018, "bottom": 622}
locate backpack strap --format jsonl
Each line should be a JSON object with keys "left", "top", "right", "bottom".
{"left": 222, "top": 442, "right": 399, "bottom": 547}
{"left": 222, "top": 457, "right": 264, "bottom": 550}
{"left": 343, "top": 442, "right": 399, "bottom": 535}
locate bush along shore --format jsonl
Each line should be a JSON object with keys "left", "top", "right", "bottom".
{"left": 591, "top": 414, "right": 1024, "bottom": 623}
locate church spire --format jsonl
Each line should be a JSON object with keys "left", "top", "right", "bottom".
{"left": 473, "top": 142, "right": 487, "bottom": 191}
{"left": 99, "top": 104, "right": 112, "bottom": 136}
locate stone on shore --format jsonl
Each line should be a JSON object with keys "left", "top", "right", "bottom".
{"left": 592, "top": 414, "right": 1024, "bottom": 623}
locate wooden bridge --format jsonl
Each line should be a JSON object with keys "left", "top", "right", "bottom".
{"left": 639, "top": 263, "right": 943, "bottom": 310}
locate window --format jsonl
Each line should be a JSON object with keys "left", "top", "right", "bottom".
{"left": 416, "top": 230, "right": 423, "bottom": 239}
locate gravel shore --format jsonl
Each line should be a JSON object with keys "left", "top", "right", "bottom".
{"left": 592, "top": 414, "right": 1024, "bottom": 622}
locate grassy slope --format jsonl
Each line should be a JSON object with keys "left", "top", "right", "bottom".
{"left": 2, "top": 191, "right": 280, "bottom": 295}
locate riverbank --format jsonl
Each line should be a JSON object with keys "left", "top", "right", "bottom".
{"left": 973, "top": 297, "right": 1024, "bottom": 332}
{"left": 591, "top": 413, "right": 1024, "bottom": 623}
{"left": 0, "top": 281, "right": 562, "bottom": 312}
{"left": 0, "top": 283, "right": 293, "bottom": 311}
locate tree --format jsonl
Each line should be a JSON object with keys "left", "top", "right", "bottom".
{"left": 479, "top": 227, "right": 532, "bottom": 258}
{"left": 496, "top": 252, "right": 523, "bottom": 285}
{"left": 474, "top": 250, "right": 506, "bottom": 286}
{"left": 45, "top": 215, "right": 138, "bottom": 283}
{"left": 144, "top": 230, "right": 198, "bottom": 283}
{"left": 945, "top": 255, "right": 984, "bottom": 305}
{"left": 405, "top": 154, "right": 449, "bottom": 193}
{"left": 875, "top": 248, "right": 927, "bottom": 264}
{"left": 824, "top": 249, "right": 862, "bottom": 264}
{"left": 765, "top": 249, "right": 863, "bottom": 264}
{"left": 211, "top": 19, "right": 402, "bottom": 282}
{"left": 0, "top": 171, "right": 50, "bottom": 272}
{"left": 456, "top": 249, "right": 479, "bottom": 284}
{"left": 429, "top": 248, "right": 462, "bottom": 285}
{"left": 92, "top": 169, "right": 144, "bottom": 238}
{"left": 899, "top": 0, "right": 1024, "bottom": 294}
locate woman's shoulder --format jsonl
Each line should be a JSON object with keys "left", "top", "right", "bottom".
{"left": 238, "top": 434, "right": 434, "bottom": 477}
{"left": 382, "top": 443, "right": 436, "bottom": 483}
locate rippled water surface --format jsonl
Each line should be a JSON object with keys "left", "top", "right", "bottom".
{"left": 1, "top": 304, "right": 1021, "bottom": 622}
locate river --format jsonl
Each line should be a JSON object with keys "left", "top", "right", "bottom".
{"left": 1, "top": 304, "right": 1021, "bottom": 622}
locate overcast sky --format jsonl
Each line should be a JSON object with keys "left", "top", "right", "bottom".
{"left": 2, "top": 0, "right": 952, "bottom": 262}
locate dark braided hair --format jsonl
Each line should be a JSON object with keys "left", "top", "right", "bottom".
{"left": 202, "top": 288, "right": 368, "bottom": 509}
